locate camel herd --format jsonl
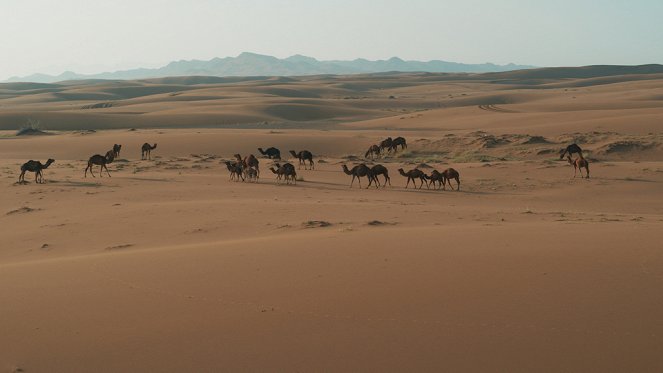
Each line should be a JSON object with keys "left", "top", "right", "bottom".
{"left": 16, "top": 136, "right": 589, "bottom": 188}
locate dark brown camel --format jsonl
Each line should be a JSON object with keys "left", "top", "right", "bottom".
{"left": 365, "top": 144, "right": 381, "bottom": 159}
{"left": 379, "top": 137, "right": 393, "bottom": 153}
{"left": 19, "top": 159, "right": 55, "bottom": 184}
{"left": 224, "top": 161, "right": 244, "bottom": 181}
{"left": 370, "top": 164, "right": 391, "bottom": 187}
{"left": 398, "top": 168, "right": 428, "bottom": 189}
{"left": 390, "top": 137, "right": 407, "bottom": 152}
{"left": 112, "top": 144, "right": 122, "bottom": 158}
{"left": 289, "top": 150, "right": 315, "bottom": 170}
{"left": 85, "top": 150, "right": 115, "bottom": 177}
{"left": 258, "top": 147, "right": 281, "bottom": 159}
{"left": 440, "top": 168, "right": 461, "bottom": 190}
{"left": 270, "top": 162, "right": 297, "bottom": 184}
{"left": 342, "top": 164, "right": 376, "bottom": 189}
{"left": 426, "top": 170, "right": 446, "bottom": 190}
{"left": 141, "top": 143, "right": 157, "bottom": 160}
{"left": 559, "top": 143, "right": 583, "bottom": 160}
{"left": 567, "top": 155, "right": 589, "bottom": 178}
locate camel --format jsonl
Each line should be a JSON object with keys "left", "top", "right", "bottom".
{"left": 426, "top": 170, "right": 446, "bottom": 190}
{"left": 379, "top": 137, "right": 393, "bottom": 153}
{"left": 258, "top": 147, "right": 281, "bottom": 159}
{"left": 567, "top": 155, "right": 590, "bottom": 178}
{"left": 440, "top": 168, "right": 461, "bottom": 190}
{"left": 559, "top": 143, "right": 583, "bottom": 160}
{"left": 270, "top": 162, "right": 297, "bottom": 184}
{"left": 224, "top": 161, "right": 244, "bottom": 181}
{"left": 289, "top": 150, "right": 315, "bottom": 170}
{"left": 234, "top": 154, "right": 260, "bottom": 176}
{"left": 390, "top": 137, "right": 407, "bottom": 152}
{"left": 19, "top": 158, "right": 55, "bottom": 184}
{"left": 370, "top": 164, "right": 391, "bottom": 187}
{"left": 365, "top": 144, "right": 381, "bottom": 159}
{"left": 342, "top": 164, "right": 377, "bottom": 189}
{"left": 112, "top": 144, "right": 122, "bottom": 158}
{"left": 246, "top": 167, "right": 259, "bottom": 183}
{"left": 398, "top": 168, "right": 428, "bottom": 189}
{"left": 141, "top": 143, "right": 157, "bottom": 160}
{"left": 85, "top": 150, "right": 115, "bottom": 178}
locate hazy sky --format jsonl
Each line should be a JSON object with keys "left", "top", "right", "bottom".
{"left": 2, "top": 0, "right": 662, "bottom": 79}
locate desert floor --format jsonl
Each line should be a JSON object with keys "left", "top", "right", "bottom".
{"left": 1, "top": 71, "right": 663, "bottom": 372}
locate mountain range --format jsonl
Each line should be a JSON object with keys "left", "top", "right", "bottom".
{"left": 5, "top": 52, "right": 535, "bottom": 83}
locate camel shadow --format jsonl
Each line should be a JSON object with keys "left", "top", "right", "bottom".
{"left": 123, "top": 177, "right": 178, "bottom": 183}
{"left": 49, "top": 180, "right": 104, "bottom": 188}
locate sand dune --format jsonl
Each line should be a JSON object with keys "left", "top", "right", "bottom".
{"left": 1, "top": 69, "right": 663, "bottom": 372}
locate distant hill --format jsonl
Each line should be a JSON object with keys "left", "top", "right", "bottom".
{"left": 5, "top": 52, "right": 535, "bottom": 83}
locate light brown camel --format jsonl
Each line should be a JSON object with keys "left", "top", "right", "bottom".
{"left": 567, "top": 155, "right": 589, "bottom": 178}
{"left": 440, "top": 168, "right": 461, "bottom": 190}
{"left": 85, "top": 150, "right": 115, "bottom": 177}
{"left": 398, "top": 168, "right": 428, "bottom": 189}
{"left": 141, "top": 143, "right": 157, "bottom": 160}
{"left": 19, "top": 159, "right": 55, "bottom": 184}
{"left": 289, "top": 150, "right": 315, "bottom": 170}
{"left": 342, "top": 164, "right": 376, "bottom": 189}
{"left": 370, "top": 164, "right": 391, "bottom": 187}
{"left": 365, "top": 145, "right": 381, "bottom": 159}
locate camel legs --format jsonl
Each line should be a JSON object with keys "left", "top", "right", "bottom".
{"left": 103, "top": 164, "right": 111, "bottom": 177}
{"left": 85, "top": 164, "right": 95, "bottom": 178}
{"left": 453, "top": 177, "right": 460, "bottom": 191}
{"left": 19, "top": 170, "right": 26, "bottom": 183}
{"left": 585, "top": 166, "right": 590, "bottom": 178}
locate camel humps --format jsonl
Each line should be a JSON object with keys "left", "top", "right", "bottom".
{"left": 19, "top": 159, "right": 55, "bottom": 184}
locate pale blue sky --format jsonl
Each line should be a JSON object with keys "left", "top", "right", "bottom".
{"left": 2, "top": 0, "right": 662, "bottom": 79}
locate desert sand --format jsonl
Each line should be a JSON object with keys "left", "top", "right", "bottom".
{"left": 1, "top": 69, "right": 663, "bottom": 372}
